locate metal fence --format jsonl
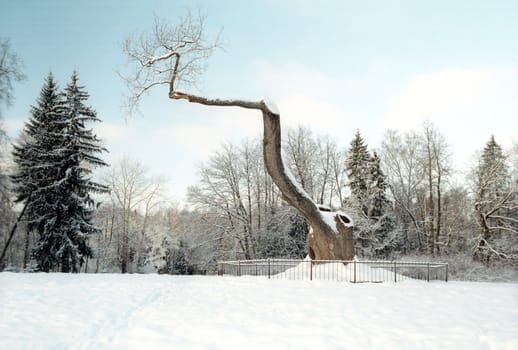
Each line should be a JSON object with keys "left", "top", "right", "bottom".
{"left": 218, "top": 259, "right": 448, "bottom": 283}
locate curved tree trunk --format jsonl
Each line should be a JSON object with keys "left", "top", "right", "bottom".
{"left": 122, "top": 19, "right": 354, "bottom": 260}
{"left": 170, "top": 91, "right": 354, "bottom": 260}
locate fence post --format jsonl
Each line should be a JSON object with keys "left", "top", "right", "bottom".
{"left": 353, "top": 260, "right": 356, "bottom": 283}
{"left": 445, "top": 263, "right": 448, "bottom": 282}
{"left": 394, "top": 261, "right": 397, "bottom": 283}
{"left": 268, "top": 258, "right": 271, "bottom": 279}
{"left": 427, "top": 263, "right": 430, "bottom": 282}
{"left": 238, "top": 260, "right": 241, "bottom": 277}
{"left": 310, "top": 259, "right": 313, "bottom": 281}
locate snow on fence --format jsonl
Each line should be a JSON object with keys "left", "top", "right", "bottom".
{"left": 217, "top": 259, "right": 448, "bottom": 283}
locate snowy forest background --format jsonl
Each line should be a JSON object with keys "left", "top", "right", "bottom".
{"left": 0, "top": 37, "right": 517, "bottom": 280}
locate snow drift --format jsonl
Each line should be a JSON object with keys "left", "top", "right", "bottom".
{"left": 1, "top": 273, "right": 517, "bottom": 350}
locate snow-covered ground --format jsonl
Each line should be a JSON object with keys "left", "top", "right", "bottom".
{"left": 1, "top": 273, "right": 517, "bottom": 350}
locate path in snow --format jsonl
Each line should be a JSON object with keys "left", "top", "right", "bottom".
{"left": 0, "top": 273, "right": 517, "bottom": 350}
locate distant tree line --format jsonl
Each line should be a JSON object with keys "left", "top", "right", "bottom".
{"left": 80, "top": 125, "right": 516, "bottom": 277}
{"left": 168, "top": 126, "right": 516, "bottom": 274}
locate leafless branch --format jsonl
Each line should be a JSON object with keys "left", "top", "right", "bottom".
{"left": 120, "top": 11, "right": 221, "bottom": 115}
{"left": 0, "top": 37, "right": 26, "bottom": 112}
{"left": 476, "top": 238, "right": 518, "bottom": 261}
{"left": 120, "top": 10, "right": 355, "bottom": 260}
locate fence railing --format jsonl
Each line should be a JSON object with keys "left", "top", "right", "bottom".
{"left": 218, "top": 259, "right": 448, "bottom": 283}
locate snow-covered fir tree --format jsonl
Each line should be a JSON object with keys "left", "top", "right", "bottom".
{"left": 11, "top": 73, "right": 67, "bottom": 238}
{"left": 345, "top": 130, "right": 371, "bottom": 214}
{"left": 367, "top": 152, "right": 390, "bottom": 217}
{"left": 159, "top": 240, "right": 194, "bottom": 275}
{"left": 12, "top": 72, "right": 108, "bottom": 272}
{"left": 345, "top": 131, "right": 396, "bottom": 258}
{"left": 473, "top": 135, "right": 517, "bottom": 264}
{"left": 367, "top": 152, "right": 396, "bottom": 256}
{"left": 37, "top": 72, "right": 109, "bottom": 272}
{"left": 173, "top": 240, "right": 189, "bottom": 274}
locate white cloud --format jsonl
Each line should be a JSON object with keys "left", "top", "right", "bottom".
{"left": 384, "top": 66, "right": 518, "bottom": 169}
{"left": 96, "top": 122, "right": 132, "bottom": 143}
{"left": 164, "top": 123, "right": 226, "bottom": 157}
{"left": 385, "top": 67, "right": 517, "bottom": 131}
{"left": 219, "top": 107, "right": 263, "bottom": 141}
{"left": 252, "top": 60, "right": 335, "bottom": 98}
{"left": 250, "top": 61, "right": 350, "bottom": 136}
{"left": 277, "top": 94, "right": 346, "bottom": 131}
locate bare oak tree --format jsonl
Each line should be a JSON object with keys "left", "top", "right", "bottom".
{"left": 121, "top": 13, "right": 354, "bottom": 260}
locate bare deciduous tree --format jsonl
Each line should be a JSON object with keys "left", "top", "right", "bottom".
{"left": 188, "top": 142, "right": 259, "bottom": 259}
{"left": 0, "top": 38, "right": 25, "bottom": 269}
{"left": 285, "top": 126, "right": 317, "bottom": 198}
{"left": 0, "top": 37, "right": 25, "bottom": 114}
{"left": 381, "top": 130, "right": 426, "bottom": 251}
{"left": 122, "top": 13, "right": 354, "bottom": 260}
{"left": 104, "top": 157, "right": 166, "bottom": 273}
{"left": 121, "top": 12, "right": 220, "bottom": 115}
{"left": 421, "top": 121, "right": 451, "bottom": 256}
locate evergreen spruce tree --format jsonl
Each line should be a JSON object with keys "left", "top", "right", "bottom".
{"left": 345, "top": 130, "right": 371, "bottom": 215}
{"left": 367, "top": 152, "right": 396, "bottom": 256}
{"left": 477, "top": 135, "right": 508, "bottom": 198}
{"left": 173, "top": 240, "right": 188, "bottom": 274}
{"left": 345, "top": 131, "right": 372, "bottom": 256}
{"left": 368, "top": 152, "right": 391, "bottom": 218}
{"left": 345, "top": 132, "right": 395, "bottom": 257}
{"left": 11, "top": 73, "right": 67, "bottom": 239}
{"left": 35, "top": 72, "right": 108, "bottom": 272}
{"left": 12, "top": 72, "right": 108, "bottom": 272}
{"left": 473, "top": 135, "right": 516, "bottom": 263}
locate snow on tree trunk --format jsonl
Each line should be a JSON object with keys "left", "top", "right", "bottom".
{"left": 121, "top": 16, "right": 355, "bottom": 260}
{"left": 260, "top": 107, "right": 354, "bottom": 260}
{"left": 171, "top": 91, "right": 355, "bottom": 260}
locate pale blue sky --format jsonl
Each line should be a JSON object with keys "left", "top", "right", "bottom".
{"left": 1, "top": 0, "right": 517, "bottom": 203}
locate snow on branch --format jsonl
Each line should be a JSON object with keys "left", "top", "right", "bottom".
{"left": 120, "top": 11, "right": 221, "bottom": 115}
{"left": 475, "top": 238, "right": 518, "bottom": 261}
